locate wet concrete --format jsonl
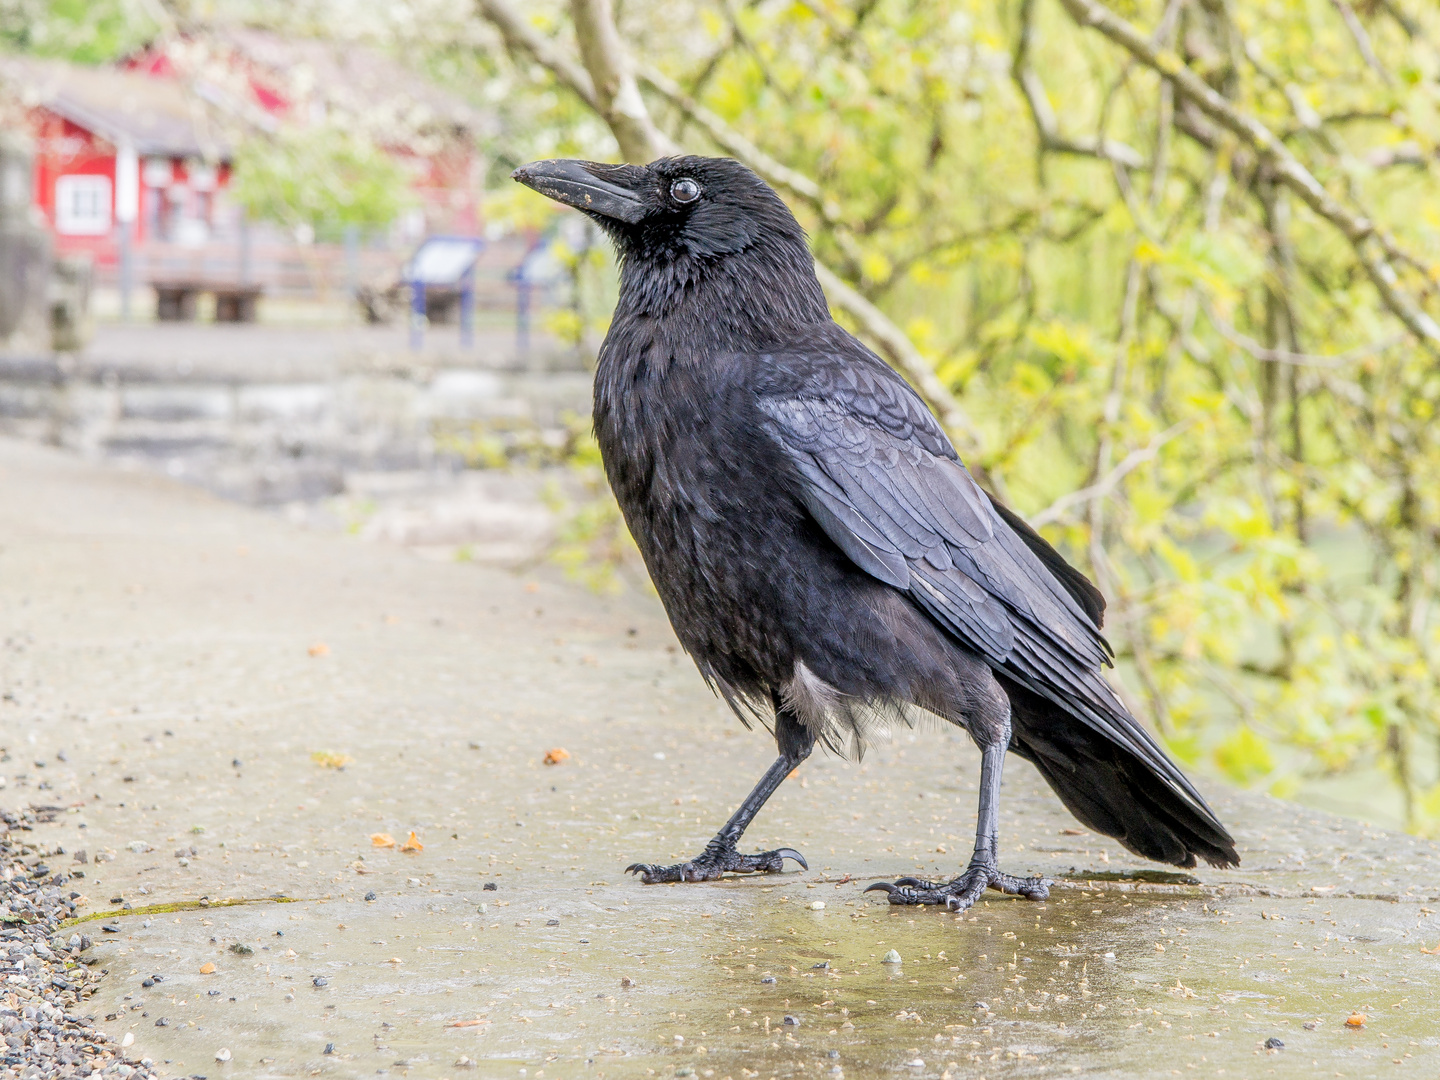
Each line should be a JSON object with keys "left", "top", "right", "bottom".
{"left": 4, "top": 435, "right": 1440, "bottom": 1079}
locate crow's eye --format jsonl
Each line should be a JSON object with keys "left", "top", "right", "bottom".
{"left": 670, "top": 178, "right": 701, "bottom": 204}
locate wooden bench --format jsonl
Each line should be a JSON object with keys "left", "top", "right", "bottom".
{"left": 151, "top": 282, "right": 263, "bottom": 323}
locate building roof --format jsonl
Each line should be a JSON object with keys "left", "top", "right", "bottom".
{"left": 0, "top": 55, "right": 230, "bottom": 159}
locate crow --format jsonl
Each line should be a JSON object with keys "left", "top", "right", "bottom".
{"left": 513, "top": 155, "right": 1238, "bottom": 911}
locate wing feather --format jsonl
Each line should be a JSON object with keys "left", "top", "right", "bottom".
{"left": 753, "top": 349, "right": 1223, "bottom": 830}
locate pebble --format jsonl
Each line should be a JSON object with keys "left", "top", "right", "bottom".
{"left": 313, "top": 976, "right": 329, "bottom": 988}
{"left": 483, "top": 881, "right": 498, "bottom": 891}
{"left": 1264, "top": 1037, "right": 1284, "bottom": 1050}
{"left": 783, "top": 1014, "right": 800, "bottom": 1026}
{"left": 760, "top": 976, "right": 777, "bottom": 984}
{"left": 215, "top": 1047, "right": 232, "bottom": 1061}
{"left": 882, "top": 949, "right": 903, "bottom": 964}
{"left": 0, "top": 806, "right": 160, "bottom": 1079}
{"left": 229, "top": 942, "right": 254, "bottom": 955}
{"left": 365, "top": 891, "right": 378, "bottom": 901}
{"left": 809, "top": 900, "right": 825, "bottom": 910}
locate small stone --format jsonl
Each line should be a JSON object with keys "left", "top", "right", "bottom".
{"left": 882, "top": 949, "right": 902, "bottom": 964}
{"left": 812, "top": 960, "right": 830, "bottom": 969}
{"left": 810, "top": 900, "right": 825, "bottom": 910}
{"left": 546, "top": 918, "right": 560, "bottom": 926}
{"left": 216, "top": 1047, "right": 232, "bottom": 1062}
{"left": 905, "top": 1059, "right": 925, "bottom": 1069}
{"left": 828, "top": 1050, "right": 840, "bottom": 1059}
{"left": 364, "top": 891, "right": 377, "bottom": 902}
{"left": 1345, "top": 1012, "right": 1367, "bottom": 1028}
{"left": 229, "top": 943, "right": 253, "bottom": 955}
{"left": 455, "top": 1056, "right": 476, "bottom": 1068}
{"left": 783, "top": 1014, "right": 800, "bottom": 1026}
{"left": 483, "top": 882, "right": 498, "bottom": 891}
{"left": 620, "top": 976, "right": 635, "bottom": 987}
{"left": 200, "top": 962, "right": 216, "bottom": 974}
{"left": 142, "top": 977, "right": 156, "bottom": 988}
{"left": 1303, "top": 1021, "right": 1320, "bottom": 1031}
{"left": 760, "top": 976, "right": 777, "bottom": 984}
{"left": 324, "top": 1043, "right": 335, "bottom": 1055}
{"left": 1264, "top": 1037, "right": 1284, "bottom": 1050}
{"left": 121, "top": 1032, "right": 135, "bottom": 1048}
{"left": 313, "top": 976, "right": 329, "bottom": 988}
{"left": 675, "top": 1069, "right": 694, "bottom": 1078}
{"left": 155, "top": 1016, "right": 169, "bottom": 1026}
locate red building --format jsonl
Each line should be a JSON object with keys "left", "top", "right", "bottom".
{"left": 0, "top": 56, "right": 234, "bottom": 266}
{"left": 1, "top": 33, "right": 488, "bottom": 301}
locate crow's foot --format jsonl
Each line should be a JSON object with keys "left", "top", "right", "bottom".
{"left": 864, "top": 862, "right": 1051, "bottom": 913}
{"left": 625, "top": 843, "right": 807, "bottom": 884}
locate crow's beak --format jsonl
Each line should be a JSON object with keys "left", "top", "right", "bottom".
{"left": 511, "top": 159, "right": 648, "bottom": 224}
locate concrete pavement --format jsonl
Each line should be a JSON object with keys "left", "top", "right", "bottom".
{"left": 3, "top": 435, "right": 1440, "bottom": 1079}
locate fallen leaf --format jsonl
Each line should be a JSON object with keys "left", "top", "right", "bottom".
{"left": 311, "top": 751, "right": 353, "bottom": 770}
{"left": 199, "top": 962, "right": 216, "bottom": 975}
{"left": 446, "top": 1019, "right": 487, "bottom": 1028}
{"left": 385, "top": 957, "right": 403, "bottom": 964}
{"left": 1346, "top": 1012, "right": 1367, "bottom": 1028}
{"left": 1421, "top": 942, "right": 1440, "bottom": 955}
{"left": 399, "top": 831, "right": 424, "bottom": 853}
{"left": 308, "top": 642, "right": 330, "bottom": 657}
{"left": 543, "top": 747, "right": 571, "bottom": 765}
{"left": 371, "top": 833, "right": 396, "bottom": 848}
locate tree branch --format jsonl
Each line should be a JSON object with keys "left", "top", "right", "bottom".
{"left": 1202, "top": 302, "right": 1403, "bottom": 368}
{"left": 1054, "top": 0, "right": 1440, "bottom": 356}
{"left": 568, "top": 0, "right": 676, "bottom": 161}
{"left": 1012, "top": 0, "right": 1145, "bottom": 169}
{"left": 1031, "top": 421, "right": 1190, "bottom": 529}
{"left": 476, "top": 0, "right": 599, "bottom": 109}
{"left": 1329, "top": 0, "right": 1395, "bottom": 84}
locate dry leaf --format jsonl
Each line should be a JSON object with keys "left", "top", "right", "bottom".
{"left": 371, "top": 833, "right": 396, "bottom": 848}
{"left": 399, "top": 831, "right": 424, "bottom": 853}
{"left": 446, "top": 1019, "right": 487, "bottom": 1028}
{"left": 308, "top": 643, "right": 330, "bottom": 657}
{"left": 310, "top": 751, "right": 353, "bottom": 770}
{"left": 1345, "top": 1012, "right": 1367, "bottom": 1028}
{"left": 543, "top": 747, "right": 570, "bottom": 765}
{"left": 199, "top": 962, "right": 216, "bottom": 974}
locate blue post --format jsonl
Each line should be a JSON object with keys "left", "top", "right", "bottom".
{"left": 409, "top": 278, "right": 425, "bottom": 351}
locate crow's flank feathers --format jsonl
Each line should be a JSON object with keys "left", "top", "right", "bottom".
{"left": 513, "top": 155, "right": 1237, "bottom": 900}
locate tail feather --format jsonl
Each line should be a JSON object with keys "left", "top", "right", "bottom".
{"left": 1003, "top": 679, "right": 1239, "bottom": 869}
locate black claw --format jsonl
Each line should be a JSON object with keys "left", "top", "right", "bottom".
{"left": 774, "top": 848, "right": 808, "bottom": 870}
{"left": 863, "top": 882, "right": 897, "bottom": 895}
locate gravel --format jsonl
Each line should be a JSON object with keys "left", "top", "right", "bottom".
{"left": 2, "top": 805, "right": 159, "bottom": 1079}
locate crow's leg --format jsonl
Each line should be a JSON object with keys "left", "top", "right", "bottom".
{"left": 625, "top": 700, "right": 813, "bottom": 884}
{"left": 865, "top": 713, "right": 1051, "bottom": 912}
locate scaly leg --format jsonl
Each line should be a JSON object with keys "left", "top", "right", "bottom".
{"left": 866, "top": 713, "right": 1050, "bottom": 912}
{"left": 626, "top": 700, "right": 813, "bottom": 884}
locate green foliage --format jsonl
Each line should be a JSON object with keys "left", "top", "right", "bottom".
{"left": 0, "top": 0, "right": 154, "bottom": 63}
{"left": 230, "top": 125, "right": 414, "bottom": 241}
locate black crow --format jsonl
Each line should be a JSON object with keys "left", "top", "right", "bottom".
{"left": 513, "top": 155, "right": 1238, "bottom": 911}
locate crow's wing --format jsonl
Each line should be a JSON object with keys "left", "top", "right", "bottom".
{"left": 756, "top": 350, "right": 1213, "bottom": 814}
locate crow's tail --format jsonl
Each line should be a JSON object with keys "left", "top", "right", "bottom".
{"left": 1003, "top": 679, "right": 1239, "bottom": 869}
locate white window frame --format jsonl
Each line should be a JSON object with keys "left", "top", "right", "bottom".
{"left": 55, "top": 174, "right": 113, "bottom": 236}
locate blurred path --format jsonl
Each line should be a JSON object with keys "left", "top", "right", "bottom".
{"left": 3, "top": 435, "right": 1438, "bottom": 1079}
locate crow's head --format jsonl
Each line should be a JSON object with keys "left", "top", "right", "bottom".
{"left": 512, "top": 155, "right": 807, "bottom": 265}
